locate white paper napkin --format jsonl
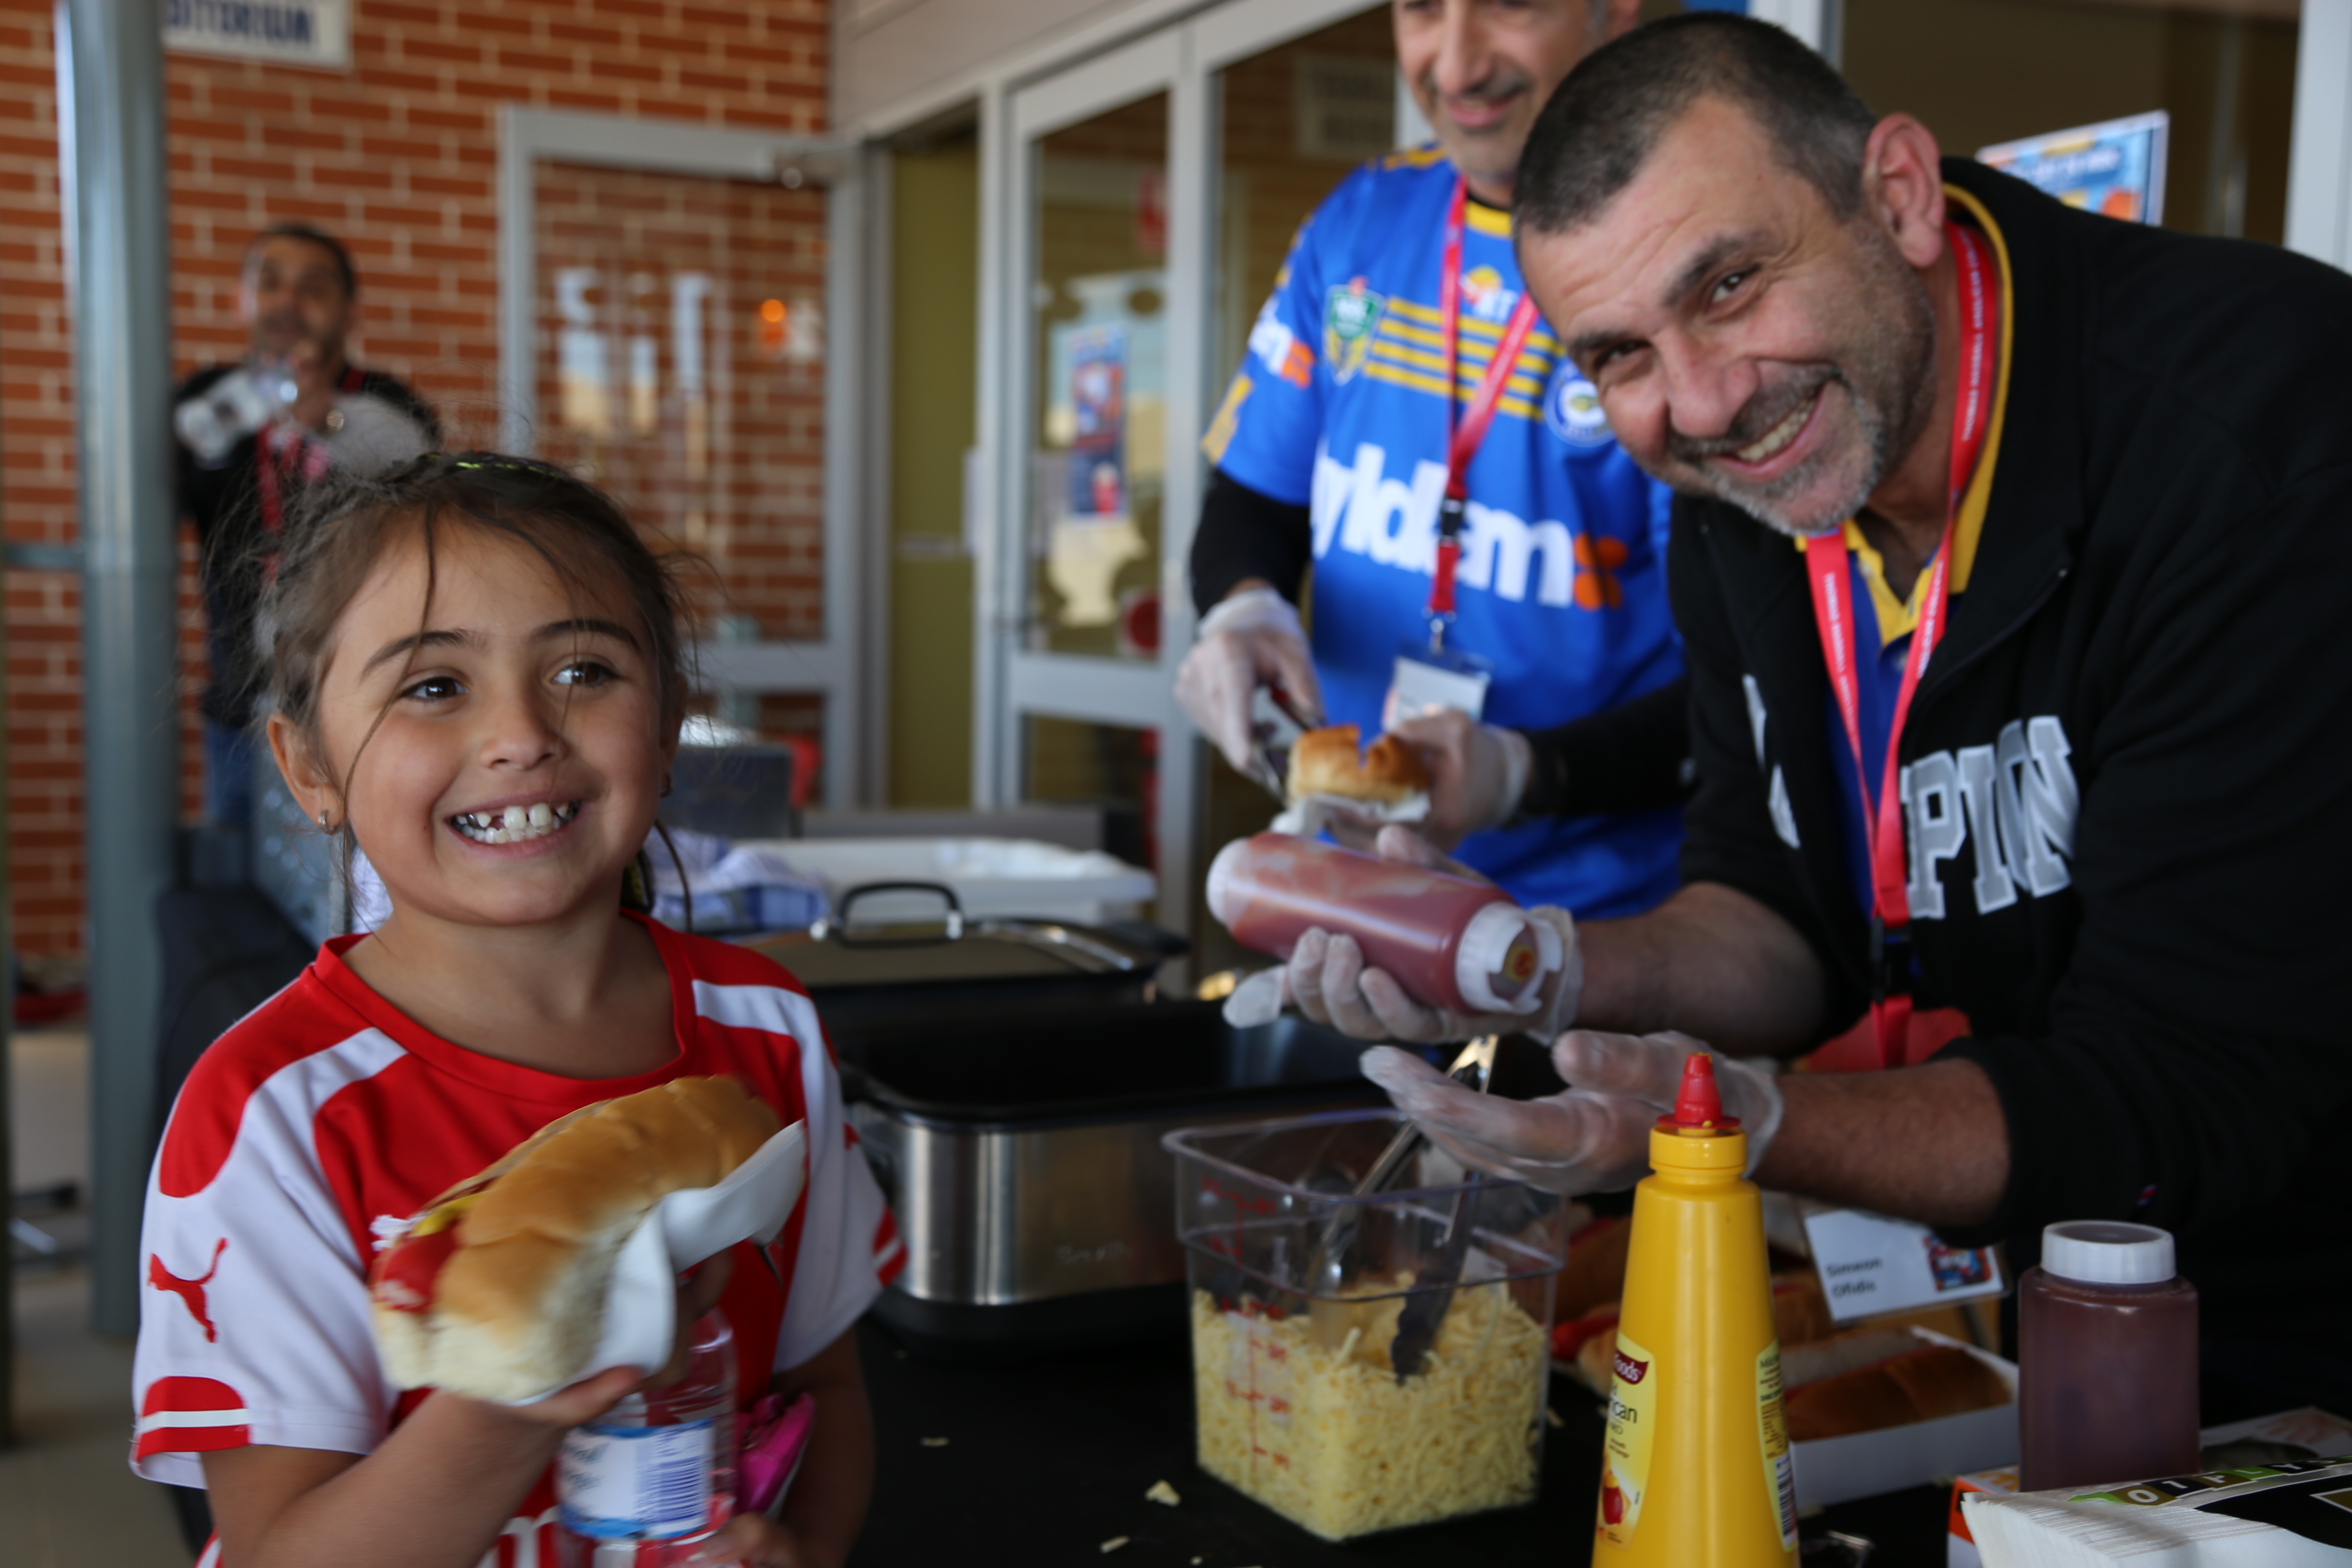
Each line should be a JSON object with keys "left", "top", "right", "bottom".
{"left": 1271, "top": 791, "right": 1432, "bottom": 837}
{"left": 514, "top": 1120, "right": 807, "bottom": 1402}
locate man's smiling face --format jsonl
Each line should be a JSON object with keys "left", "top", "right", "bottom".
{"left": 1394, "top": 0, "right": 1631, "bottom": 202}
{"left": 1519, "top": 96, "right": 1940, "bottom": 538}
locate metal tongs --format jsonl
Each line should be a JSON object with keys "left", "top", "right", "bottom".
{"left": 1243, "top": 684, "right": 1314, "bottom": 804}
{"left": 1306, "top": 1037, "right": 1500, "bottom": 1377}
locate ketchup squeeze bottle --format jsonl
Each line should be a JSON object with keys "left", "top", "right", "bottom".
{"left": 1595, "top": 1055, "right": 1797, "bottom": 1567}
{"left": 1204, "top": 833, "right": 1562, "bottom": 1016}
{"left": 2018, "top": 1222, "right": 2200, "bottom": 1491}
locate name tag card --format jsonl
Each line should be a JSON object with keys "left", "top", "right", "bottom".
{"left": 1801, "top": 1205, "right": 2004, "bottom": 1324}
{"left": 1387, "top": 645, "right": 1491, "bottom": 723}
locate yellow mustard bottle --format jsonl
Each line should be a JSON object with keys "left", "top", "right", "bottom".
{"left": 1593, "top": 1053, "right": 1798, "bottom": 1566}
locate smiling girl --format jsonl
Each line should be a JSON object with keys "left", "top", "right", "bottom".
{"left": 131, "top": 455, "right": 901, "bottom": 1568}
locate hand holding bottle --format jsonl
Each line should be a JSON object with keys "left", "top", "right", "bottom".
{"left": 1360, "top": 1029, "right": 1787, "bottom": 1194}
{"left": 1256, "top": 825, "right": 1580, "bottom": 1043}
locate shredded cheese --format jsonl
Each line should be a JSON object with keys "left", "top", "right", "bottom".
{"left": 1190, "top": 1283, "right": 1547, "bottom": 1540}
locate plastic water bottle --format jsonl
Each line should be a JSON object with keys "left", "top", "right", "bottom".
{"left": 173, "top": 364, "right": 294, "bottom": 463}
{"left": 557, "top": 1310, "right": 739, "bottom": 1567}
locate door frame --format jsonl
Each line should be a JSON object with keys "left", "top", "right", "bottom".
{"left": 496, "top": 107, "right": 871, "bottom": 807}
{"left": 978, "top": 0, "right": 1411, "bottom": 949}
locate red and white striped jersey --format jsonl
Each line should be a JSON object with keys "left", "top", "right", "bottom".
{"left": 132, "top": 912, "right": 903, "bottom": 1567}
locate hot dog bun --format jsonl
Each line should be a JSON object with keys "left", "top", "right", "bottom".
{"left": 369, "top": 1076, "right": 781, "bottom": 1402}
{"left": 1287, "top": 723, "right": 1431, "bottom": 805}
{"left": 1784, "top": 1343, "right": 2011, "bottom": 1442}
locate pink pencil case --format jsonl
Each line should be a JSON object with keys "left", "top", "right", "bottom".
{"left": 736, "top": 1392, "right": 817, "bottom": 1516}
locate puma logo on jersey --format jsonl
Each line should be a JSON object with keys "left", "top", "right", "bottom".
{"left": 149, "top": 1238, "right": 229, "bottom": 1342}
{"left": 1308, "top": 440, "right": 1614, "bottom": 608}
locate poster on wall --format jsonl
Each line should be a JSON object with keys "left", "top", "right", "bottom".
{"left": 167, "top": 0, "right": 354, "bottom": 70}
{"left": 1062, "top": 322, "right": 1128, "bottom": 520}
{"left": 1978, "top": 111, "right": 2168, "bottom": 226}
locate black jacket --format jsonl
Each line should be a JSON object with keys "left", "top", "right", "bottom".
{"left": 176, "top": 363, "right": 438, "bottom": 727}
{"left": 1672, "top": 159, "right": 2352, "bottom": 1355}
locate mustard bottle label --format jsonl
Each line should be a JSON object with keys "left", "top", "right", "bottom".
{"left": 1597, "top": 1331, "right": 1657, "bottom": 1547}
{"left": 1756, "top": 1341, "right": 1798, "bottom": 1551}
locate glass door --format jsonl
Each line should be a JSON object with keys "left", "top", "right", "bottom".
{"left": 997, "top": 34, "right": 1197, "bottom": 909}
{"left": 984, "top": 0, "right": 1404, "bottom": 956}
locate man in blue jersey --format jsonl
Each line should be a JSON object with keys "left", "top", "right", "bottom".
{"left": 1177, "top": 0, "right": 1691, "bottom": 920}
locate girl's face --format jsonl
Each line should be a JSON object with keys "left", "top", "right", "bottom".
{"left": 293, "top": 521, "right": 676, "bottom": 936}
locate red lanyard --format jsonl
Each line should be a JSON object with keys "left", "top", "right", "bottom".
{"left": 1803, "top": 223, "right": 1997, "bottom": 1069}
{"left": 1426, "top": 179, "right": 1544, "bottom": 642}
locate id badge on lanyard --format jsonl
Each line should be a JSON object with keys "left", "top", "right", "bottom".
{"left": 1804, "top": 222, "right": 1997, "bottom": 1072}
{"left": 1385, "top": 179, "right": 1543, "bottom": 726}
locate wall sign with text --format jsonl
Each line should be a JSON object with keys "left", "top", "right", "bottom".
{"left": 1979, "top": 111, "right": 2169, "bottom": 227}
{"left": 166, "top": 0, "right": 352, "bottom": 72}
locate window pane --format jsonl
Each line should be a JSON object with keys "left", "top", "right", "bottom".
{"left": 1842, "top": 0, "right": 2298, "bottom": 243}
{"left": 1027, "top": 93, "right": 1170, "bottom": 662}
{"left": 532, "top": 161, "right": 831, "bottom": 783}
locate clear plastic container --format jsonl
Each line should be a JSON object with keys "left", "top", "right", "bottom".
{"left": 556, "top": 1310, "right": 740, "bottom": 1567}
{"left": 1164, "top": 1109, "right": 1569, "bottom": 1542}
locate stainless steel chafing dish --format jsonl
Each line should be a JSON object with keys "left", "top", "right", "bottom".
{"left": 842, "top": 1001, "right": 1385, "bottom": 1359}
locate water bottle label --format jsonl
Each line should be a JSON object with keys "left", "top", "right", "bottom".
{"left": 558, "top": 1418, "right": 717, "bottom": 1540}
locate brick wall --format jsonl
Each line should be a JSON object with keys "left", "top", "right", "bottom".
{"left": 0, "top": 0, "right": 828, "bottom": 956}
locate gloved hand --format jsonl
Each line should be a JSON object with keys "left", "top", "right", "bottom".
{"left": 1223, "top": 825, "right": 1580, "bottom": 1044}
{"left": 1384, "top": 707, "right": 1533, "bottom": 851}
{"left": 1360, "top": 1029, "right": 1787, "bottom": 1192}
{"left": 1175, "top": 586, "right": 1323, "bottom": 774}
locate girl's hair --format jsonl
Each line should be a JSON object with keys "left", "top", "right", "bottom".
{"left": 258, "top": 450, "right": 698, "bottom": 802}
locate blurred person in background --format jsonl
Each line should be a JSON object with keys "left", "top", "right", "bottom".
{"left": 175, "top": 223, "right": 438, "bottom": 828}
{"left": 1177, "top": 0, "right": 1694, "bottom": 919}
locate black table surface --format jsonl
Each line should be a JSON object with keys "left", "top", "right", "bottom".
{"left": 847, "top": 1318, "right": 1951, "bottom": 1566}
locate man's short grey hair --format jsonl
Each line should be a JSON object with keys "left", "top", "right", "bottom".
{"left": 1515, "top": 12, "right": 1880, "bottom": 238}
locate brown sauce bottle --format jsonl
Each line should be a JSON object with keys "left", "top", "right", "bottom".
{"left": 2018, "top": 1221, "right": 2200, "bottom": 1491}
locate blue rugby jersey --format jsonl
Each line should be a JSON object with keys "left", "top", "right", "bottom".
{"left": 1204, "top": 148, "right": 1684, "bottom": 917}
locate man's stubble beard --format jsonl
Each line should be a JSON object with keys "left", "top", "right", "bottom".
{"left": 1416, "top": 66, "right": 1537, "bottom": 197}
{"left": 1662, "top": 225, "right": 1939, "bottom": 540}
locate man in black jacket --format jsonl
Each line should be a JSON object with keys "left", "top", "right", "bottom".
{"left": 176, "top": 224, "right": 437, "bottom": 826}
{"left": 1313, "top": 14, "right": 2352, "bottom": 1418}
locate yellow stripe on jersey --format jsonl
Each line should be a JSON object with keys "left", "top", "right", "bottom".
{"left": 1369, "top": 340, "right": 1547, "bottom": 401}
{"left": 1360, "top": 361, "right": 1547, "bottom": 426}
{"left": 1465, "top": 203, "right": 1511, "bottom": 238}
{"left": 1381, "top": 144, "right": 1447, "bottom": 170}
{"left": 1378, "top": 315, "right": 1446, "bottom": 350}
{"left": 1363, "top": 360, "right": 1455, "bottom": 400}
{"left": 1369, "top": 338, "right": 1449, "bottom": 376}
{"left": 1391, "top": 302, "right": 1563, "bottom": 357}
{"left": 1202, "top": 374, "right": 1252, "bottom": 464}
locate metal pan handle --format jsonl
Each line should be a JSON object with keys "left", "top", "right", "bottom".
{"left": 808, "top": 881, "right": 965, "bottom": 946}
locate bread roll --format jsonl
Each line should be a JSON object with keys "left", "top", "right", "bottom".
{"left": 1286, "top": 723, "right": 1431, "bottom": 805}
{"left": 369, "top": 1076, "right": 781, "bottom": 1402}
{"left": 1784, "top": 1344, "right": 2010, "bottom": 1442}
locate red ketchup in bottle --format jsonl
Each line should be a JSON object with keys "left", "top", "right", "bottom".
{"left": 2018, "top": 1221, "right": 2201, "bottom": 1492}
{"left": 1205, "top": 833, "right": 1562, "bottom": 1016}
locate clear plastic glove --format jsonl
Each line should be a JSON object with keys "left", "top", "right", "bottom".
{"left": 1175, "top": 586, "right": 1323, "bottom": 774}
{"left": 1259, "top": 825, "right": 1581, "bottom": 1044}
{"left": 1360, "top": 1029, "right": 1786, "bottom": 1192}
{"left": 1385, "top": 708, "right": 1532, "bottom": 851}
